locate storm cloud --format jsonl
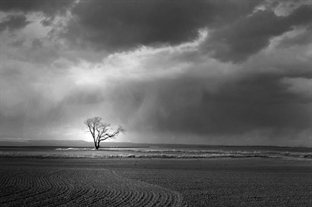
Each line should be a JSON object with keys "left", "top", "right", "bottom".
{"left": 0, "top": 0, "right": 75, "bottom": 16}
{"left": 0, "top": 15, "right": 30, "bottom": 32}
{"left": 61, "top": 0, "right": 263, "bottom": 51}
{"left": 0, "top": 0, "right": 311, "bottom": 146}
{"left": 205, "top": 4, "right": 312, "bottom": 62}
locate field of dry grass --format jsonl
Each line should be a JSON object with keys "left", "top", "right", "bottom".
{"left": 0, "top": 158, "right": 311, "bottom": 206}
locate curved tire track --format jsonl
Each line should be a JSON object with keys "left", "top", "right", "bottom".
{"left": 0, "top": 166, "right": 183, "bottom": 207}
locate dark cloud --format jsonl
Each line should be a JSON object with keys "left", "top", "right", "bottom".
{"left": 0, "top": 0, "right": 75, "bottom": 17}
{"left": 62, "top": 0, "right": 263, "bottom": 51}
{"left": 204, "top": 4, "right": 312, "bottom": 63}
{"left": 0, "top": 15, "right": 30, "bottom": 32}
{"left": 277, "top": 26, "right": 312, "bottom": 48}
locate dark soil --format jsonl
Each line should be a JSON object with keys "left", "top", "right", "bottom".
{"left": 0, "top": 158, "right": 311, "bottom": 207}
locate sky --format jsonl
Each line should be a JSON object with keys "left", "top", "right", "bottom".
{"left": 0, "top": 0, "right": 311, "bottom": 146}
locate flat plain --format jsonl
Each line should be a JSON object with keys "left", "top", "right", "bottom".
{"left": 0, "top": 157, "right": 311, "bottom": 207}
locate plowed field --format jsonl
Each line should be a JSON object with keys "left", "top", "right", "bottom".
{"left": 0, "top": 160, "right": 182, "bottom": 207}
{"left": 0, "top": 158, "right": 311, "bottom": 207}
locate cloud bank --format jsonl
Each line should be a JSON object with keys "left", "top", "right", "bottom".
{"left": 0, "top": 0, "right": 311, "bottom": 146}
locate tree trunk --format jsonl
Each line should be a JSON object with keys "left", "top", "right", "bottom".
{"left": 94, "top": 140, "right": 99, "bottom": 150}
{"left": 94, "top": 141, "right": 100, "bottom": 150}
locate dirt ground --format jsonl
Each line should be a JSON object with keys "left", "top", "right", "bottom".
{"left": 0, "top": 158, "right": 311, "bottom": 206}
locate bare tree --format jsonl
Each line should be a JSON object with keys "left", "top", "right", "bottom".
{"left": 84, "top": 117, "right": 126, "bottom": 150}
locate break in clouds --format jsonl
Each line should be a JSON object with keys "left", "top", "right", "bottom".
{"left": 0, "top": 0, "right": 311, "bottom": 146}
